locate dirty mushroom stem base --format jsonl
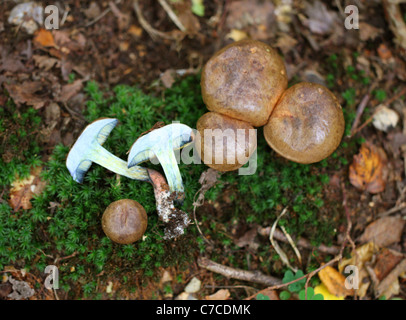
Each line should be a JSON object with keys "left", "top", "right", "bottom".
{"left": 147, "top": 169, "right": 190, "bottom": 239}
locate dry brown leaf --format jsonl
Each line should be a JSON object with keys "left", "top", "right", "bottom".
{"left": 338, "top": 242, "right": 379, "bottom": 298}
{"left": 33, "top": 29, "right": 56, "bottom": 48}
{"left": 8, "top": 167, "right": 46, "bottom": 211}
{"left": 359, "top": 216, "right": 405, "bottom": 247}
{"left": 373, "top": 248, "right": 404, "bottom": 281}
{"left": 359, "top": 22, "right": 382, "bottom": 41}
{"left": 375, "top": 259, "right": 406, "bottom": 298}
{"left": 318, "top": 266, "right": 353, "bottom": 298}
{"left": 33, "top": 55, "right": 59, "bottom": 71}
{"left": 205, "top": 289, "right": 231, "bottom": 300}
{"left": 349, "top": 142, "right": 388, "bottom": 193}
{"left": 56, "top": 79, "right": 86, "bottom": 103}
{"left": 4, "top": 81, "right": 48, "bottom": 109}
{"left": 160, "top": 69, "right": 176, "bottom": 89}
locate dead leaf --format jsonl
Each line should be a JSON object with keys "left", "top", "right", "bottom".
{"left": 359, "top": 216, "right": 405, "bottom": 247}
{"left": 375, "top": 259, "right": 406, "bottom": 298}
{"left": 359, "top": 22, "right": 382, "bottom": 41}
{"left": 304, "top": 0, "right": 339, "bottom": 35}
{"left": 4, "top": 81, "right": 48, "bottom": 109}
{"left": 234, "top": 227, "right": 259, "bottom": 250}
{"left": 377, "top": 43, "right": 392, "bottom": 61}
{"left": 33, "top": 29, "right": 56, "bottom": 48}
{"left": 83, "top": 2, "right": 101, "bottom": 20}
{"left": 56, "top": 79, "right": 85, "bottom": 103}
{"left": 226, "top": 29, "right": 248, "bottom": 42}
{"left": 373, "top": 248, "right": 404, "bottom": 281}
{"left": 33, "top": 54, "right": 59, "bottom": 71}
{"left": 8, "top": 167, "right": 46, "bottom": 211}
{"left": 349, "top": 142, "right": 388, "bottom": 193}
{"left": 128, "top": 25, "right": 143, "bottom": 37}
{"left": 257, "top": 288, "right": 280, "bottom": 300}
{"left": 160, "top": 69, "right": 176, "bottom": 89}
{"left": 318, "top": 266, "right": 353, "bottom": 297}
{"left": 205, "top": 289, "right": 231, "bottom": 300}
{"left": 275, "top": 33, "right": 298, "bottom": 54}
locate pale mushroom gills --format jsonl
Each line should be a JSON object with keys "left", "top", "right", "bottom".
{"left": 263, "top": 82, "right": 345, "bottom": 164}
{"left": 102, "top": 199, "right": 148, "bottom": 244}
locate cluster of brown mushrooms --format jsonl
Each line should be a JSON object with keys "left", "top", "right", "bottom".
{"left": 196, "top": 39, "right": 345, "bottom": 168}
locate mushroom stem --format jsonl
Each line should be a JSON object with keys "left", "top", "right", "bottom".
{"left": 154, "top": 148, "right": 184, "bottom": 198}
{"left": 147, "top": 169, "right": 190, "bottom": 239}
{"left": 91, "top": 144, "right": 150, "bottom": 181}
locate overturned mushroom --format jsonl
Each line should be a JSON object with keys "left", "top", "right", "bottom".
{"left": 127, "top": 123, "right": 194, "bottom": 202}
{"left": 66, "top": 118, "right": 149, "bottom": 183}
{"left": 102, "top": 199, "right": 148, "bottom": 244}
{"left": 264, "top": 82, "right": 345, "bottom": 164}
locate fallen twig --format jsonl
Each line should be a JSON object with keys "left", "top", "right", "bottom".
{"left": 258, "top": 227, "right": 340, "bottom": 255}
{"left": 269, "top": 207, "right": 297, "bottom": 272}
{"left": 157, "top": 0, "right": 186, "bottom": 32}
{"left": 197, "top": 257, "right": 282, "bottom": 287}
{"left": 133, "top": 0, "right": 183, "bottom": 41}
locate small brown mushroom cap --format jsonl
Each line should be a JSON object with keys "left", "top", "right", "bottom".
{"left": 264, "top": 82, "right": 344, "bottom": 164}
{"left": 102, "top": 199, "right": 147, "bottom": 244}
{"left": 195, "top": 112, "right": 257, "bottom": 172}
{"left": 201, "top": 39, "right": 288, "bottom": 127}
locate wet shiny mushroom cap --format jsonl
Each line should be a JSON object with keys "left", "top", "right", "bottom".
{"left": 264, "top": 82, "right": 345, "bottom": 164}
{"left": 102, "top": 199, "right": 148, "bottom": 244}
{"left": 195, "top": 112, "right": 257, "bottom": 172}
{"left": 201, "top": 39, "right": 288, "bottom": 127}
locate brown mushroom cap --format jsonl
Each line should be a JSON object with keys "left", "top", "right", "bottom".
{"left": 263, "top": 82, "right": 345, "bottom": 164}
{"left": 201, "top": 40, "right": 288, "bottom": 127}
{"left": 195, "top": 112, "right": 257, "bottom": 172}
{"left": 102, "top": 199, "right": 147, "bottom": 244}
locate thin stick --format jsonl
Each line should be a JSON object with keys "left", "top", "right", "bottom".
{"left": 258, "top": 227, "right": 340, "bottom": 255}
{"left": 198, "top": 257, "right": 282, "bottom": 287}
{"left": 157, "top": 0, "right": 186, "bottom": 31}
{"left": 133, "top": 0, "right": 181, "bottom": 41}
{"left": 269, "top": 207, "right": 297, "bottom": 272}
{"left": 350, "top": 94, "right": 371, "bottom": 137}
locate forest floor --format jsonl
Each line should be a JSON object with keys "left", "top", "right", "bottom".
{"left": 0, "top": 0, "right": 406, "bottom": 300}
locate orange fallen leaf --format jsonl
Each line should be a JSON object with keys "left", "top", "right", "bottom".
{"left": 318, "top": 266, "right": 354, "bottom": 298}
{"left": 349, "top": 142, "right": 387, "bottom": 193}
{"left": 377, "top": 43, "right": 392, "bottom": 60}
{"left": 8, "top": 167, "right": 46, "bottom": 211}
{"left": 205, "top": 289, "right": 231, "bottom": 300}
{"left": 34, "top": 29, "right": 56, "bottom": 48}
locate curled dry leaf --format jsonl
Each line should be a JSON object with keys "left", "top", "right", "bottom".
{"left": 8, "top": 167, "right": 46, "bottom": 211}
{"left": 4, "top": 81, "right": 48, "bottom": 109}
{"left": 359, "top": 216, "right": 405, "bottom": 247}
{"left": 349, "top": 142, "right": 388, "bottom": 193}
{"left": 318, "top": 266, "right": 354, "bottom": 298}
